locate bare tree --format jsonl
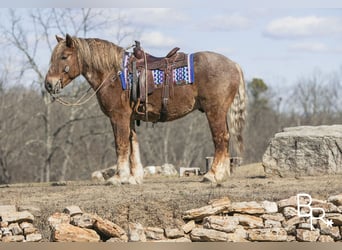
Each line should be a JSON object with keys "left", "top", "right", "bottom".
{"left": 0, "top": 9, "right": 123, "bottom": 182}
{"left": 290, "top": 71, "right": 341, "bottom": 125}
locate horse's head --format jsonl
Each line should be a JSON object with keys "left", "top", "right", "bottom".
{"left": 45, "top": 34, "right": 81, "bottom": 94}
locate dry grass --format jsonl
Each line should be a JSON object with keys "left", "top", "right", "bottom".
{"left": 0, "top": 163, "right": 341, "bottom": 241}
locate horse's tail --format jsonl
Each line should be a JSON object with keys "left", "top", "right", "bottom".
{"left": 229, "top": 63, "right": 247, "bottom": 155}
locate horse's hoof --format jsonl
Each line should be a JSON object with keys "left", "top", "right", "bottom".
{"left": 128, "top": 176, "right": 138, "bottom": 185}
{"left": 134, "top": 176, "right": 143, "bottom": 184}
{"left": 202, "top": 172, "right": 217, "bottom": 183}
{"left": 106, "top": 176, "right": 121, "bottom": 186}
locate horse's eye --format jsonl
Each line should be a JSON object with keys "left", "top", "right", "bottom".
{"left": 61, "top": 55, "right": 68, "bottom": 60}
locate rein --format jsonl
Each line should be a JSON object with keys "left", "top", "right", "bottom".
{"left": 50, "top": 71, "right": 117, "bottom": 107}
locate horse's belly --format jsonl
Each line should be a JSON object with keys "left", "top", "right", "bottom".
{"left": 142, "top": 84, "right": 198, "bottom": 122}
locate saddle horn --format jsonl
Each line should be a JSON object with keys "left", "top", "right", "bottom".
{"left": 133, "top": 41, "right": 144, "bottom": 59}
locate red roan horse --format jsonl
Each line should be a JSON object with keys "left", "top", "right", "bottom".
{"left": 45, "top": 34, "right": 247, "bottom": 185}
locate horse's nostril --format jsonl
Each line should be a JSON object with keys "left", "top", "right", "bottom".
{"left": 46, "top": 81, "right": 53, "bottom": 92}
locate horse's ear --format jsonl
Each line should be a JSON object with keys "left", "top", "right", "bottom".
{"left": 56, "top": 35, "right": 64, "bottom": 43}
{"left": 65, "top": 34, "right": 74, "bottom": 48}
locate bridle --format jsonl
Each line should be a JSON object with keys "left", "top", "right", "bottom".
{"left": 49, "top": 64, "right": 118, "bottom": 107}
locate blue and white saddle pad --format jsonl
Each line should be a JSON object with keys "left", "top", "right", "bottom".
{"left": 120, "top": 53, "right": 195, "bottom": 90}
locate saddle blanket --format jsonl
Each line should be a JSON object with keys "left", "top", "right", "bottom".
{"left": 119, "top": 53, "right": 195, "bottom": 90}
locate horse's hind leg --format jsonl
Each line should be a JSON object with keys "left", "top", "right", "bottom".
{"left": 203, "top": 109, "right": 231, "bottom": 183}
{"left": 129, "top": 123, "right": 144, "bottom": 184}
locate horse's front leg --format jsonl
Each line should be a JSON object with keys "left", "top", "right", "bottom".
{"left": 129, "top": 122, "right": 144, "bottom": 184}
{"left": 107, "top": 117, "right": 135, "bottom": 185}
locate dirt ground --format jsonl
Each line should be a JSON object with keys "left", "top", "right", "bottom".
{"left": 0, "top": 163, "right": 341, "bottom": 241}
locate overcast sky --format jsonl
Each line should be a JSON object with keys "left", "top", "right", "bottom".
{"left": 0, "top": 7, "right": 341, "bottom": 91}
{"left": 117, "top": 8, "right": 342, "bottom": 89}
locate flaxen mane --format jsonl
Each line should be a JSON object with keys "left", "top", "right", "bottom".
{"left": 52, "top": 37, "right": 124, "bottom": 73}
{"left": 75, "top": 38, "right": 124, "bottom": 73}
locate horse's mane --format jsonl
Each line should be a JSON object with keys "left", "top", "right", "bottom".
{"left": 51, "top": 37, "right": 124, "bottom": 74}
{"left": 74, "top": 38, "right": 124, "bottom": 73}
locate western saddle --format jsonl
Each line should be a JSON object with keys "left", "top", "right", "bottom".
{"left": 128, "top": 41, "right": 189, "bottom": 122}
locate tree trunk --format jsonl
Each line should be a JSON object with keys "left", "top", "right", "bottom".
{"left": 44, "top": 94, "right": 52, "bottom": 183}
{"left": 0, "top": 151, "right": 11, "bottom": 184}
{"left": 59, "top": 106, "right": 77, "bottom": 181}
{"left": 163, "top": 125, "right": 171, "bottom": 163}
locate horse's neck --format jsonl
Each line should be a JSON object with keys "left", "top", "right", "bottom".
{"left": 80, "top": 48, "right": 117, "bottom": 89}
{"left": 83, "top": 71, "right": 104, "bottom": 90}
{"left": 80, "top": 47, "right": 123, "bottom": 90}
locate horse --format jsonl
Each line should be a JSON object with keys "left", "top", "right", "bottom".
{"left": 45, "top": 34, "right": 247, "bottom": 185}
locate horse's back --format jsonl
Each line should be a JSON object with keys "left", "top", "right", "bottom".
{"left": 194, "top": 51, "right": 238, "bottom": 71}
{"left": 194, "top": 51, "right": 241, "bottom": 91}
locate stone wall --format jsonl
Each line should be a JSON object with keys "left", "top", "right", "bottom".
{"left": 0, "top": 205, "right": 42, "bottom": 242}
{"left": 1, "top": 194, "right": 342, "bottom": 242}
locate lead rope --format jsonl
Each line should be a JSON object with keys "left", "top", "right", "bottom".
{"left": 143, "top": 50, "right": 149, "bottom": 122}
{"left": 51, "top": 71, "right": 116, "bottom": 107}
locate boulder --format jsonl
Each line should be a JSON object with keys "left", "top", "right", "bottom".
{"left": 326, "top": 213, "right": 342, "bottom": 226}
{"left": 144, "top": 166, "right": 162, "bottom": 176}
{"left": 261, "top": 201, "right": 278, "bottom": 214}
{"left": 18, "top": 205, "right": 41, "bottom": 217}
{"left": 328, "top": 194, "right": 342, "bottom": 206}
{"left": 182, "top": 220, "right": 196, "bottom": 234}
{"left": 25, "top": 233, "right": 43, "bottom": 242}
{"left": 71, "top": 213, "right": 95, "bottom": 229}
{"left": 48, "top": 212, "right": 70, "bottom": 228}
{"left": 128, "top": 222, "right": 146, "bottom": 242}
{"left": 227, "top": 225, "right": 249, "bottom": 242}
{"left": 263, "top": 125, "right": 342, "bottom": 177}
{"left": 278, "top": 196, "right": 299, "bottom": 210}
{"left": 296, "top": 229, "right": 320, "bottom": 242}
{"left": 91, "top": 171, "right": 105, "bottom": 182}
{"left": 63, "top": 205, "right": 83, "bottom": 217}
{"left": 52, "top": 223, "right": 100, "bottom": 242}
{"left": 261, "top": 213, "right": 285, "bottom": 222}
{"left": 8, "top": 223, "right": 22, "bottom": 235}
{"left": 144, "top": 227, "right": 165, "bottom": 240}
{"left": 318, "top": 235, "right": 335, "bottom": 242}
{"left": 23, "top": 226, "right": 38, "bottom": 235}
{"left": 248, "top": 228, "right": 287, "bottom": 241}
{"left": 283, "top": 207, "right": 298, "bottom": 219}
{"left": 228, "top": 201, "right": 265, "bottom": 214}
{"left": 233, "top": 214, "right": 264, "bottom": 228}
{"left": 282, "top": 216, "right": 305, "bottom": 233}
{"left": 161, "top": 163, "right": 178, "bottom": 176}
{"left": 164, "top": 228, "right": 184, "bottom": 239}
{"left": 318, "top": 219, "right": 341, "bottom": 240}
{"left": 2, "top": 235, "right": 25, "bottom": 242}
{"left": 264, "top": 219, "right": 282, "bottom": 228}
{"left": 93, "top": 214, "right": 127, "bottom": 241}
{"left": 203, "top": 216, "right": 239, "bottom": 233}
{"left": 182, "top": 197, "right": 231, "bottom": 221}
{"left": 91, "top": 165, "right": 117, "bottom": 182}
{"left": 0, "top": 211, "right": 34, "bottom": 223}
{"left": 190, "top": 228, "right": 229, "bottom": 242}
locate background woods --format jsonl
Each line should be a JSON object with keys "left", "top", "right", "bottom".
{"left": 0, "top": 9, "right": 341, "bottom": 184}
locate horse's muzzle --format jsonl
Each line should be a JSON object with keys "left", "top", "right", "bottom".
{"left": 45, "top": 77, "right": 62, "bottom": 95}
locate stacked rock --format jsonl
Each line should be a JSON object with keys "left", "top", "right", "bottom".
{"left": 181, "top": 194, "right": 342, "bottom": 242}
{"left": 0, "top": 205, "right": 42, "bottom": 242}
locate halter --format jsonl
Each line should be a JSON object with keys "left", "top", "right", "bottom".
{"left": 49, "top": 66, "right": 118, "bottom": 107}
